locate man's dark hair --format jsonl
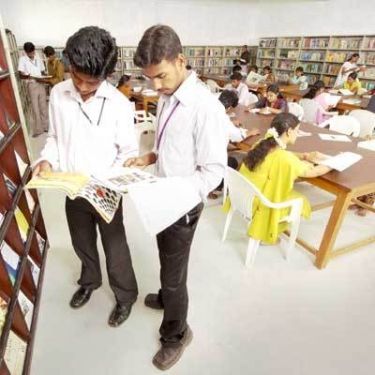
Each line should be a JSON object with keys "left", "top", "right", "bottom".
{"left": 134, "top": 24, "right": 182, "bottom": 68}
{"left": 23, "top": 42, "right": 35, "bottom": 53}
{"left": 218, "top": 90, "right": 239, "bottom": 109}
{"left": 232, "top": 65, "right": 242, "bottom": 73}
{"left": 43, "top": 46, "right": 55, "bottom": 57}
{"left": 65, "top": 26, "right": 118, "bottom": 78}
{"left": 295, "top": 66, "right": 304, "bottom": 74}
{"left": 230, "top": 72, "right": 243, "bottom": 81}
{"left": 186, "top": 64, "right": 192, "bottom": 70}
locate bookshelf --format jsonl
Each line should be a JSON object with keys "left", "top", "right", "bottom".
{"left": 256, "top": 34, "right": 375, "bottom": 90}
{"left": 0, "top": 15, "right": 49, "bottom": 375}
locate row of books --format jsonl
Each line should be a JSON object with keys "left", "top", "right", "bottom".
{"left": 326, "top": 51, "right": 353, "bottom": 63}
{"left": 259, "top": 39, "right": 277, "bottom": 48}
{"left": 278, "top": 50, "right": 299, "bottom": 59}
{"left": 184, "top": 48, "right": 205, "bottom": 57}
{"left": 277, "top": 60, "right": 296, "bottom": 70}
{"left": 300, "top": 51, "right": 325, "bottom": 61}
{"left": 224, "top": 47, "right": 241, "bottom": 57}
{"left": 302, "top": 37, "right": 329, "bottom": 49}
{"left": 278, "top": 39, "right": 300, "bottom": 48}
{"left": 330, "top": 37, "right": 362, "bottom": 50}
{"left": 323, "top": 64, "right": 341, "bottom": 75}
{"left": 300, "top": 63, "right": 322, "bottom": 73}
{"left": 258, "top": 50, "right": 275, "bottom": 58}
{"left": 362, "top": 53, "right": 375, "bottom": 65}
{"left": 207, "top": 58, "right": 222, "bottom": 67}
{"left": 363, "top": 38, "right": 375, "bottom": 50}
{"left": 207, "top": 48, "right": 222, "bottom": 57}
{"left": 122, "top": 48, "right": 136, "bottom": 58}
{"left": 359, "top": 67, "right": 375, "bottom": 79}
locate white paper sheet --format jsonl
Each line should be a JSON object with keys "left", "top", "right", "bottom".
{"left": 318, "top": 133, "right": 352, "bottom": 142}
{"left": 127, "top": 177, "right": 201, "bottom": 236}
{"left": 358, "top": 139, "right": 375, "bottom": 151}
{"left": 319, "top": 152, "right": 362, "bottom": 171}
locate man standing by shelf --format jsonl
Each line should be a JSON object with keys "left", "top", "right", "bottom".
{"left": 43, "top": 46, "right": 64, "bottom": 86}
{"left": 18, "top": 42, "right": 48, "bottom": 137}
{"left": 32, "top": 26, "right": 138, "bottom": 327}
{"left": 125, "top": 25, "right": 227, "bottom": 371}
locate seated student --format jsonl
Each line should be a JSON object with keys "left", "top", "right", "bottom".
{"left": 256, "top": 84, "right": 288, "bottom": 114}
{"left": 303, "top": 80, "right": 333, "bottom": 124}
{"left": 289, "top": 66, "right": 308, "bottom": 90}
{"left": 343, "top": 72, "right": 362, "bottom": 94}
{"left": 208, "top": 90, "right": 260, "bottom": 199}
{"left": 226, "top": 113, "right": 331, "bottom": 244}
{"left": 229, "top": 72, "right": 254, "bottom": 106}
{"left": 117, "top": 74, "right": 132, "bottom": 98}
{"left": 263, "top": 66, "right": 276, "bottom": 84}
{"left": 43, "top": 46, "right": 64, "bottom": 86}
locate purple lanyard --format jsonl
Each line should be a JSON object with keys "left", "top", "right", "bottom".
{"left": 156, "top": 100, "right": 180, "bottom": 150}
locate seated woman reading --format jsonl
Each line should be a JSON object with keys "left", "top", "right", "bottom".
{"left": 256, "top": 84, "right": 288, "bottom": 114}
{"left": 231, "top": 113, "right": 331, "bottom": 244}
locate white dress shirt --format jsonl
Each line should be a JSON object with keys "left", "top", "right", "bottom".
{"left": 155, "top": 71, "right": 227, "bottom": 200}
{"left": 225, "top": 115, "right": 247, "bottom": 143}
{"left": 18, "top": 54, "right": 45, "bottom": 77}
{"left": 38, "top": 79, "right": 138, "bottom": 175}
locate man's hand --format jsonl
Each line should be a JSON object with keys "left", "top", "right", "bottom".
{"left": 32, "top": 160, "right": 52, "bottom": 177}
{"left": 124, "top": 152, "right": 157, "bottom": 168}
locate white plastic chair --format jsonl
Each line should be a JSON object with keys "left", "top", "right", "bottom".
{"left": 349, "top": 109, "right": 375, "bottom": 138}
{"left": 135, "top": 110, "right": 156, "bottom": 124}
{"left": 222, "top": 168, "right": 303, "bottom": 268}
{"left": 134, "top": 121, "right": 156, "bottom": 146}
{"left": 206, "top": 79, "right": 223, "bottom": 93}
{"left": 320, "top": 115, "right": 361, "bottom": 137}
{"left": 288, "top": 102, "right": 304, "bottom": 121}
{"left": 299, "top": 98, "right": 338, "bottom": 125}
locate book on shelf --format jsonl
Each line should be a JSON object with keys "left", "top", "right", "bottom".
{"left": 4, "top": 330, "right": 27, "bottom": 375}
{"left": 1, "top": 241, "right": 20, "bottom": 285}
{"left": 35, "top": 230, "right": 45, "bottom": 255}
{"left": 28, "top": 256, "right": 40, "bottom": 287}
{"left": 15, "top": 207, "right": 29, "bottom": 244}
{"left": 303, "top": 37, "right": 329, "bottom": 49}
{"left": 3, "top": 173, "right": 17, "bottom": 197}
{"left": 18, "top": 290, "right": 33, "bottom": 329}
{"left": 330, "top": 37, "right": 361, "bottom": 50}
{"left": 26, "top": 168, "right": 157, "bottom": 223}
{"left": 300, "top": 51, "right": 325, "bottom": 61}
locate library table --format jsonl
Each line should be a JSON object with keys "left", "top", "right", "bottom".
{"left": 129, "top": 79, "right": 159, "bottom": 113}
{"left": 231, "top": 106, "right": 375, "bottom": 269}
{"left": 200, "top": 74, "right": 230, "bottom": 87}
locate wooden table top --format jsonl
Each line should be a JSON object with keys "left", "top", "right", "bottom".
{"left": 232, "top": 105, "right": 375, "bottom": 192}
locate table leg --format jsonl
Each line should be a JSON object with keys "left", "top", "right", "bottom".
{"left": 315, "top": 191, "right": 353, "bottom": 269}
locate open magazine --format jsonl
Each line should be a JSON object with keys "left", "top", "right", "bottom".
{"left": 25, "top": 168, "right": 157, "bottom": 223}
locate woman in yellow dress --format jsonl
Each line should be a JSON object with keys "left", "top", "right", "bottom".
{"left": 237, "top": 113, "right": 331, "bottom": 244}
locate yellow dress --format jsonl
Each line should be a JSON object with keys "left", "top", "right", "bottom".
{"left": 224, "top": 149, "right": 311, "bottom": 244}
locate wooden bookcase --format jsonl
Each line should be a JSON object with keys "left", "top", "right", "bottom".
{"left": 256, "top": 34, "right": 375, "bottom": 89}
{"left": 0, "top": 15, "right": 49, "bottom": 375}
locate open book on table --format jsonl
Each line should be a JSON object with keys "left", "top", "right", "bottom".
{"left": 25, "top": 168, "right": 157, "bottom": 223}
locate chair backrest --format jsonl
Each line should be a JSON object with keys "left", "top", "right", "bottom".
{"left": 288, "top": 102, "right": 304, "bottom": 121}
{"left": 134, "top": 121, "right": 156, "bottom": 146}
{"left": 320, "top": 115, "right": 361, "bottom": 137}
{"left": 226, "top": 167, "right": 300, "bottom": 220}
{"left": 245, "top": 92, "right": 259, "bottom": 106}
{"left": 135, "top": 110, "right": 155, "bottom": 124}
{"left": 206, "top": 79, "right": 222, "bottom": 93}
{"left": 299, "top": 98, "right": 321, "bottom": 124}
{"left": 349, "top": 109, "right": 375, "bottom": 138}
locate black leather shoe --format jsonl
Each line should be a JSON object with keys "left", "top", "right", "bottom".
{"left": 69, "top": 287, "right": 92, "bottom": 309}
{"left": 108, "top": 303, "right": 133, "bottom": 327}
{"left": 144, "top": 293, "right": 164, "bottom": 310}
{"left": 152, "top": 326, "right": 193, "bottom": 371}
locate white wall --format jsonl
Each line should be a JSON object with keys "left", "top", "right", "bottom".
{"left": 0, "top": 0, "right": 374, "bottom": 48}
{"left": 0, "top": 0, "right": 257, "bottom": 46}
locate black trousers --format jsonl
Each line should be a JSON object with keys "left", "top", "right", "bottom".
{"left": 155, "top": 202, "right": 204, "bottom": 346}
{"left": 65, "top": 197, "right": 138, "bottom": 305}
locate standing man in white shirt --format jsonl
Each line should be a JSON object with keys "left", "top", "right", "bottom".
{"left": 33, "top": 26, "right": 138, "bottom": 327}
{"left": 125, "top": 25, "right": 227, "bottom": 371}
{"left": 18, "top": 42, "right": 49, "bottom": 137}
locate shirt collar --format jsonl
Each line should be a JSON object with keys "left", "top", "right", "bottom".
{"left": 165, "top": 71, "right": 197, "bottom": 106}
{"left": 65, "top": 79, "right": 113, "bottom": 103}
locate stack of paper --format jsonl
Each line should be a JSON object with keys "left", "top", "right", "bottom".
{"left": 319, "top": 133, "right": 352, "bottom": 142}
